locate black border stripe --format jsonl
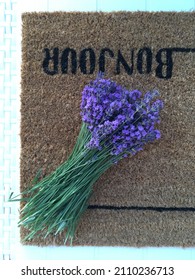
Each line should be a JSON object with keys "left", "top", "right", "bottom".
{"left": 88, "top": 205, "right": 195, "bottom": 212}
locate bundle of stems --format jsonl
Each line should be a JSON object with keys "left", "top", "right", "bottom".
{"left": 10, "top": 123, "right": 116, "bottom": 244}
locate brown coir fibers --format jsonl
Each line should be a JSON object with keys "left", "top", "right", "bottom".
{"left": 20, "top": 12, "right": 195, "bottom": 247}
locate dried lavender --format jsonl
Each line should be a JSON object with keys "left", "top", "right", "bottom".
{"left": 10, "top": 77, "right": 164, "bottom": 244}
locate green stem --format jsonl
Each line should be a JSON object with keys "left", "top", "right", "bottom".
{"left": 11, "top": 123, "right": 113, "bottom": 244}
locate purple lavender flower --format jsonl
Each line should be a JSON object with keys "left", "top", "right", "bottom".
{"left": 81, "top": 77, "right": 164, "bottom": 161}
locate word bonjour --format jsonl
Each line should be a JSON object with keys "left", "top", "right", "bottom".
{"left": 42, "top": 47, "right": 195, "bottom": 79}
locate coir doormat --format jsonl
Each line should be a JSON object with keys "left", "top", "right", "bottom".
{"left": 21, "top": 12, "right": 195, "bottom": 247}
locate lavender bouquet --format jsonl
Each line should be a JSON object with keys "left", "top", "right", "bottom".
{"left": 10, "top": 77, "right": 163, "bottom": 244}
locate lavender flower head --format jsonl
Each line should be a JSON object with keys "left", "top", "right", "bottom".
{"left": 81, "top": 77, "right": 163, "bottom": 160}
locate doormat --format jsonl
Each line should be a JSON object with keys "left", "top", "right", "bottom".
{"left": 20, "top": 12, "right": 195, "bottom": 247}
